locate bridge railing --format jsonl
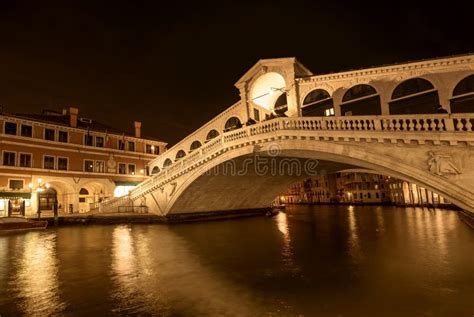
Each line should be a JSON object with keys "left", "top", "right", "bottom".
{"left": 101, "top": 113, "right": 474, "bottom": 210}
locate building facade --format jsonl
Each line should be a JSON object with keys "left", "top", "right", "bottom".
{"left": 0, "top": 107, "right": 166, "bottom": 217}
{"left": 279, "top": 172, "right": 453, "bottom": 208}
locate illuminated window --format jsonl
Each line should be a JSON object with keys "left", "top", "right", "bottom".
{"left": 128, "top": 164, "right": 136, "bottom": 175}
{"left": 324, "top": 108, "right": 335, "bottom": 116}
{"left": 114, "top": 185, "right": 136, "bottom": 197}
{"left": 84, "top": 160, "right": 94, "bottom": 172}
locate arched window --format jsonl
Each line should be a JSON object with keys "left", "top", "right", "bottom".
{"left": 79, "top": 188, "right": 89, "bottom": 195}
{"left": 302, "top": 89, "right": 334, "bottom": 116}
{"left": 175, "top": 150, "right": 186, "bottom": 160}
{"left": 206, "top": 129, "right": 220, "bottom": 141}
{"left": 451, "top": 74, "right": 474, "bottom": 113}
{"left": 224, "top": 117, "right": 242, "bottom": 132}
{"left": 273, "top": 93, "right": 288, "bottom": 115}
{"left": 163, "top": 158, "right": 172, "bottom": 168}
{"left": 341, "top": 84, "right": 381, "bottom": 116}
{"left": 151, "top": 166, "right": 160, "bottom": 174}
{"left": 389, "top": 78, "right": 438, "bottom": 114}
{"left": 190, "top": 140, "right": 202, "bottom": 151}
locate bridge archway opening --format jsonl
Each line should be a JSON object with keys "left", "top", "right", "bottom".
{"left": 341, "top": 84, "right": 381, "bottom": 116}
{"left": 206, "top": 129, "right": 220, "bottom": 142}
{"left": 166, "top": 142, "right": 471, "bottom": 214}
{"left": 302, "top": 89, "right": 334, "bottom": 116}
{"left": 274, "top": 93, "right": 288, "bottom": 116}
{"left": 163, "top": 158, "right": 173, "bottom": 168}
{"left": 190, "top": 140, "right": 202, "bottom": 152}
{"left": 224, "top": 117, "right": 243, "bottom": 132}
{"left": 451, "top": 74, "right": 474, "bottom": 113}
{"left": 389, "top": 78, "right": 439, "bottom": 114}
{"left": 250, "top": 72, "right": 286, "bottom": 112}
{"left": 176, "top": 150, "right": 186, "bottom": 160}
{"left": 151, "top": 166, "right": 160, "bottom": 174}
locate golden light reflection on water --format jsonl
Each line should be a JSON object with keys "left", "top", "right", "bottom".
{"left": 14, "top": 232, "right": 65, "bottom": 316}
{"left": 347, "top": 206, "right": 362, "bottom": 264}
{"left": 275, "top": 212, "right": 299, "bottom": 273}
{"left": 111, "top": 225, "right": 143, "bottom": 313}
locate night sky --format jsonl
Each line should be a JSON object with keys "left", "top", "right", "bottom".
{"left": 1, "top": 1, "right": 473, "bottom": 145}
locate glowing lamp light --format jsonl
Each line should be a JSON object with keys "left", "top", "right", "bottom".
{"left": 140, "top": 169, "right": 144, "bottom": 174}
{"left": 37, "top": 178, "right": 42, "bottom": 184}
{"left": 45, "top": 183, "right": 51, "bottom": 189}
{"left": 29, "top": 183, "right": 34, "bottom": 189}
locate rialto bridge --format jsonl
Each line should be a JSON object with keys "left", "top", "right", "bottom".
{"left": 100, "top": 54, "right": 474, "bottom": 216}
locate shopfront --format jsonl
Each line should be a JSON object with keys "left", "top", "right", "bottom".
{"left": 0, "top": 192, "right": 31, "bottom": 217}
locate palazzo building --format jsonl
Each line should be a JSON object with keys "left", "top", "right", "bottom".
{"left": 280, "top": 172, "right": 454, "bottom": 208}
{"left": 0, "top": 107, "right": 166, "bottom": 217}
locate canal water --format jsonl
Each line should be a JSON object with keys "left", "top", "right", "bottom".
{"left": 0, "top": 205, "right": 473, "bottom": 316}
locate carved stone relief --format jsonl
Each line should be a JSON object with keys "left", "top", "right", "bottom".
{"left": 427, "top": 151, "right": 461, "bottom": 177}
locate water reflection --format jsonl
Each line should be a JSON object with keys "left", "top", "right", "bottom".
{"left": 275, "top": 211, "right": 299, "bottom": 273}
{"left": 0, "top": 206, "right": 472, "bottom": 316}
{"left": 347, "top": 206, "right": 362, "bottom": 265}
{"left": 12, "top": 232, "right": 65, "bottom": 316}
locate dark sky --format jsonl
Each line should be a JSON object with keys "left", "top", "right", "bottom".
{"left": 1, "top": 0, "right": 473, "bottom": 145}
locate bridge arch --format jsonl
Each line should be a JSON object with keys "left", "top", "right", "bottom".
{"left": 206, "top": 129, "right": 220, "bottom": 142}
{"left": 340, "top": 84, "right": 381, "bottom": 116}
{"left": 450, "top": 74, "right": 474, "bottom": 113}
{"left": 301, "top": 89, "right": 334, "bottom": 116}
{"left": 389, "top": 77, "right": 439, "bottom": 114}
{"left": 175, "top": 150, "right": 186, "bottom": 160}
{"left": 165, "top": 139, "right": 473, "bottom": 215}
{"left": 190, "top": 140, "right": 202, "bottom": 152}
{"left": 223, "top": 116, "right": 243, "bottom": 132}
{"left": 151, "top": 166, "right": 160, "bottom": 174}
{"left": 249, "top": 72, "right": 286, "bottom": 112}
{"left": 163, "top": 158, "right": 173, "bottom": 168}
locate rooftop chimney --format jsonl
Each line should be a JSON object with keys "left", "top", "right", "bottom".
{"left": 69, "top": 107, "right": 79, "bottom": 128}
{"left": 134, "top": 121, "right": 142, "bottom": 138}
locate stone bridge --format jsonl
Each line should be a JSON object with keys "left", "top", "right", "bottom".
{"left": 100, "top": 54, "right": 474, "bottom": 217}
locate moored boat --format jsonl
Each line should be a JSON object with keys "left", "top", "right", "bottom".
{"left": 0, "top": 217, "right": 48, "bottom": 232}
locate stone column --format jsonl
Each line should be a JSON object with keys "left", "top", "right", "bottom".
{"left": 237, "top": 82, "right": 251, "bottom": 123}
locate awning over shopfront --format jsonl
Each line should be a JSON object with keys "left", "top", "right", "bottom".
{"left": 113, "top": 180, "right": 142, "bottom": 186}
{"left": 0, "top": 192, "right": 31, "bottom": 199}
